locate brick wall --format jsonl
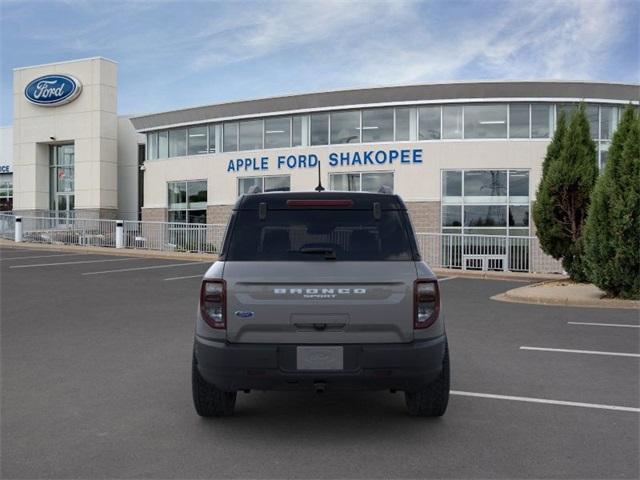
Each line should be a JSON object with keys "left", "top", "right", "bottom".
{"left": 405, "top": 201, "right": 440, "bottom": 233}
{"left": 141, "top": 208, "right": 167, "bottom": 223}
{"left": 207, "top": 205, "right": 233, "bottom": 225}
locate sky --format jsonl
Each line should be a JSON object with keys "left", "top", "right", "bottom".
{"left": 0, "top": 0, "right": 638, "bottom": 126}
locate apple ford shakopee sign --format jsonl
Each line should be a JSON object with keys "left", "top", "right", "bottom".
{"left": 24, "top": 74, "right": 82, "bottom": 106}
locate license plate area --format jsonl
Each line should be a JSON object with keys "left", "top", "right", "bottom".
{"left": 296, "top": 346, "right": 343, "bottom": 371}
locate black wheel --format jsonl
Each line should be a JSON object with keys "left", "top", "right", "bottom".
{"left": 405, "top": 342, "right": 450, "bottom": 417}
{"left": 192, "top": 354, "right": 237, "bottom": 417}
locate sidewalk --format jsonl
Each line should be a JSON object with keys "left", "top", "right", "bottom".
{"left": 493, "top": 280, "right": 640, "bottom": 309}
{"left": 0, "top": 238, "right": 214, "bottom": 262}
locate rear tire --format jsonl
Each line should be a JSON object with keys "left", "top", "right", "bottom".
{"left": 192, "top": 354, "right": 237, "bottom": 417}
{"left": 405, "top": 342, "right": 450, "bottom": 417}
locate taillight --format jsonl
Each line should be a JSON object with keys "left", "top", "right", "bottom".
{"left": 414, "top": 279, "right": 440, "bottom": 329}
{"left": 200, "top": 279, "right": 226, "bottom": 329}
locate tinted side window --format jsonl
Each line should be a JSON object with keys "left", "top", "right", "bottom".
{"left": 225, "top": 209, "right": 415, "bottom": 261}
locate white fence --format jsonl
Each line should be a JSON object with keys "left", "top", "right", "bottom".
{"left": 122, "top": 220, "right": 225, "bottom": 253}
{"left": 0, "top": 213, "right": 563, "bottom": 273}
{"left": 0, "top": 213, "right": 15, "bottom": 240}
{"left": 415, "top": 232, "right": 563, "bottom": 274}
{"left": 0, "top": 213, "right": 226, "bottom": 254}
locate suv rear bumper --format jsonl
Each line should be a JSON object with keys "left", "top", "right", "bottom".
{"left": 194, "top": 335, "right": 447, "bottom": 392}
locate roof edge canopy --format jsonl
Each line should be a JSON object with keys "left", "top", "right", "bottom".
{"left": 130, "top": 81, "right": 640, "bottom": 131}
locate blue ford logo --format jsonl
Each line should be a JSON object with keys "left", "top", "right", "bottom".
{"left": 24, "top": 74, "right": 82, "bottom": 106}
{"left": 234, "top": 311, "right": 254, "bottom": 318}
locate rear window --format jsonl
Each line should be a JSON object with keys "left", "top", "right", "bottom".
{"left": 224, "top": 209, "right": 416, "bottom": 261}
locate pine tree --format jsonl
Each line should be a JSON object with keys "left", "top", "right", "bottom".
{"left": 584, "top": 106, "right": 640, "bottom": 298}
{"left": 533, "top": 104, "right": 598, "bottom": 281}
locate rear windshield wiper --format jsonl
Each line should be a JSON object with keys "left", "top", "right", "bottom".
{"left": 297, "top": 247, "right": 337, "bottom": 260}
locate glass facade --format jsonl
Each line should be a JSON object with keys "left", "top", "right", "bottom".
{"left": 264, "top": 117, "right": 291, "bottom": 149}
{"left": 49, "top": 144, "right": 75, "bottom": 218}
{"left": 330, "top": 171, "right": 394, "bottom": 193}
{"left": 168, "top": 180, "right": 207, "bottom": 223}
{"left": 0, "top": 173, "right": 12, "bottom": 211}
{"left": 143, "top": 103, "right": 624, "bottom": 164}
{"left": 362, "top": 108, "right": 394, "bottom": 143}
{"left": 395, "top": 107, "right": 411, "bottom": 141}
{"left": 238, "top": 175, "right": 290, "bottom": 195}
{"left": 464, "top": 104, "right": 507, "bottom": 139}
{"left": 419, "top": 106, "right": 440, "bottom": 140}
{"left": 330, "top": 110, "right": 360, "bottom": 144}
{"left": 442, "top": 169, "right": 529, "bottom": 236}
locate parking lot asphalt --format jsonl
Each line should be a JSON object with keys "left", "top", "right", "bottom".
{"left": 1, "top": 245, "right": 638, "bottom": 479}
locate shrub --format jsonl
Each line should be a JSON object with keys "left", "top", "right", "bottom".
{"left": 584, "top": 106, "right": 640, "bottom": 299}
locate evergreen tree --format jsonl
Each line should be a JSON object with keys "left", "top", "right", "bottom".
{"left": 584, "top": 106, "right": 640, "bottom": 298}
{"left": 533, "top": 104, "right": 598, "bottom": 281}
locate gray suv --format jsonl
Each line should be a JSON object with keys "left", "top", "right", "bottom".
{"left": 192, "top": 191, "right": 449, "bottom": 417}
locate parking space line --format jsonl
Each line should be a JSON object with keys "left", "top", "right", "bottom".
{"left": 438, "top": 276, "right": 457, "bottom": 282}
{"left": 10, "top": 258, "right": 136, "bottom": 269}
{"left": 520, "top": 346, "right": 640, "bottom": 358}
{"left": 1, "top": 253, "right": 87, "bottom": 261}
{"left": 568, "top": 321, "right": 640, "bottom": 329}
{"left": 83, "top": 262, "right": 204, "bottom": 275}
{"left": 451, "top": 390, "right": 640, "bottom": 413}
{"left": 164, "top": 274, "right": 204, "bottom": 281}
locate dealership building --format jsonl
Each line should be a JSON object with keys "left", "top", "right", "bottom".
{"left": 5, "top": 57, "right": 639, "bottom": 239}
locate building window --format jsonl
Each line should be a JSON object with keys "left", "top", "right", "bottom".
{"left": 419, "top": 106, "right": 441, "bottom": 140}
{"left": 264, "top": 117, "right": 291, "bottom": 149}
{"left": 158, "top": 131, "right": 168, "bottom": 159}
{"left": 169, "top": 128, "right": 187, "bottom": 157}
{"left": 464, "top": 104, "right": 507, "bottom": 139}
{"left": 0, "top": 173, "right": 12, "bottom": 211}
{"left": 239, "top": 119, "right": 263, "bottom": 150}
{"left": 585, "top": 104, "right": 599, "bottom": 140}
{"left": 442, "top": 105, "right": 463, "bottom": 139}
{"left": 330, "top": 110, "right": 360, "bottom": 144}
{"left": 292, "top": 116, "right": 303, "bottom": 147}
{"left": 531, "top": 104, "right": 552, "bottom": 138}
{"left": 223, "top": 122, "right": 239, "bottom": 152}
{"left": 442, "top": 171, "right": 462, "bottom": 199}
{"left": 330, "top": 172, "right": 394, "bottom": 193}
{"left": 208, "top": 124, "right": 217, "bottom": 153}
{"left": 441, "top": 169, "right": 529, "bottom": 236}
{"left": 310, "top": 113, "right": 329, "bottom": 145}
{"left": 362, "top": 108, "right": 394, "bottom": 143}
{"left": 600, "top": 106, "right": 619, "bottom": 140}
{"left": 50, "top": 144, "right": 75, "bottom": 217}
{"left": 395, "top": 107, "right": 411, "bottom": 141}
{"left": 238, "top": 175, "right": 290, "bottom": 195}
{"left": 509, "top": 104, "right": 529, "bottom": 139}
{"left": 187, "top": 126, "right": 208, "bottom": 155}
{"left": 147, "top": 132, "right": 158, "bottom": 160}
{"left": 168, "top": 180, "right": 207, "bottom": 223}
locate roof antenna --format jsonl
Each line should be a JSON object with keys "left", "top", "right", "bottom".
{"left": 314, "top": 159, "right": 325, "bottom": 192}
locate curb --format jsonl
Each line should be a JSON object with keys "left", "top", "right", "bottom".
{"left": 0, "top": 239, "right": 215, "bottom": 262}
{"left": 492, "top": 283, "right": 640, "bottom": 310}
{"left": 432, "top": 268, "right": 565, "bottom": 282}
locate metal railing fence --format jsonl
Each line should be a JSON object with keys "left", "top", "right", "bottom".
{"left": 20, "top": 216, "right": 118, "bottom": 247}
{"left": 415, "top": 232, "right": 563, "bottom": 274}
{"left": 0, "top": 213, "right": 15, "bottom": 240}
{"left": 1, "top": 212, "right": 564, "bottom": 273}
{"left": 122, "top": 220, "right": 225, "bottom": 253}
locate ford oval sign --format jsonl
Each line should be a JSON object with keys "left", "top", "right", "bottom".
{"left": 24, "top": 74, "right": 82, "bottom": 106}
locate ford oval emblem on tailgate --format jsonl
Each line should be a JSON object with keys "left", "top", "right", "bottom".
{"left": 235, "top": 311, "right": 254, "bottom": 318}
